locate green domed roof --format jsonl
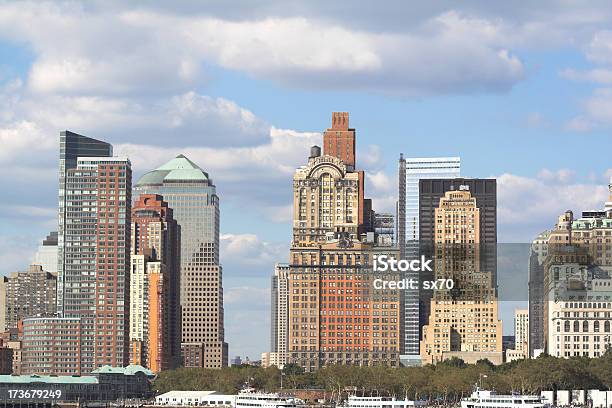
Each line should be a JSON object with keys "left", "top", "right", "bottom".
{"left": 135, "top": 154, "right": 209, "bottom": 186}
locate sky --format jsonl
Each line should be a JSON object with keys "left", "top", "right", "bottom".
{"left": 1, "top": 0, "right": 612, "bottom": 359}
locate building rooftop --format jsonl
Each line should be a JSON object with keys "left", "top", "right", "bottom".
{"left": 92, "top": 364, "right": 155, "bottom": 377}
{"left": 0, "top": 374, "right": 98, "bottom": 385}
{"left": 135, "top": 154, "right": 210, "bottom": 186}
{"left": 0, "top": 365, "right": 154, "bottom": 384}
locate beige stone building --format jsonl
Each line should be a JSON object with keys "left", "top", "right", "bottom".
{"left": 420, "top": 189, "right": 503, "bottom": 365}
{"left": 535, "top": 180, "right": 612, "bottom": 358}
{"left": 505, "top": 308, "right": 529, "bottom": 362}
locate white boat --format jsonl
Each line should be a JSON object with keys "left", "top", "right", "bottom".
{"left": 344, "top": 396, "right": 426, "bottom": 408}
{"left": 460, "top": 388, "right": 548, "bottom": 408}
{"left": 235, "top": 388, "right": 301, "bottom": 408}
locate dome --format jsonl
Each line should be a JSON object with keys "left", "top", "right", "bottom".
{"left": 135, "top": 154, "right": 209, "bottom": 186}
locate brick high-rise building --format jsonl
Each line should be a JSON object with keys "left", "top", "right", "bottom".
{"left": 1, "top": 265, "right": 56, "bottom": 331}
{"left": 57, "top": 131, "right": 113, "bottom": 315}
{"left": 70, "top": 155, "right": 132, "bottom": 370}
{"left": 287, "top": 113, "right": 400, "bottom": 371}
{"left": 135, "top": 155, "right": 227, "bottom": 368}
{"left": 129, "top": 194, "right": 180, "bottom": 372}
{"left": 22, "top": 131, "right": 131, "bottom": 375}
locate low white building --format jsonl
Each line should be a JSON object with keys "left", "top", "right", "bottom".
{"left": 540, "top": 390, "right": 612, "bottom": 408}
{"left": 589, "top": 390, "right": 612, "bottom": 408}
{"left": 155, "top": 391, "right": 235, "bottom": 406}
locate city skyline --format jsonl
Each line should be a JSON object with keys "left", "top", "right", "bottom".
{"left": 2, "top": 1, "right": 612, "bottom": 360}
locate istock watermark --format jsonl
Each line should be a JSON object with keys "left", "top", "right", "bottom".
{"left": 372, "top": 254, "right": 432, "bottom": 272}
{"left": 372, "top": 255, "right": 454, "bottom": 291}
{"left": 373, "top": 278, "right": 455, "bottom": 290}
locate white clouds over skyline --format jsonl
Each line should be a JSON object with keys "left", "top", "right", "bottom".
{"left": 2, "top": 0, "right": 612, "bottom": 358}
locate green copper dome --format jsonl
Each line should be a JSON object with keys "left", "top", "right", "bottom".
{"left": 135, "top": 154, "right": 209, "bottom": 186}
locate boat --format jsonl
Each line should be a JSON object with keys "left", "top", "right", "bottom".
{"left": 460, "top": 387, "right": 549, "bottom": 408}
{"left": 343, "top": 396, "right": 426, "bottom": 408}
{"left": 235, "top": 388, "right": 301, "bottom": 408}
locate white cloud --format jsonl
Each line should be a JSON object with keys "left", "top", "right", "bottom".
{"left": 116, "top": 126, "right": 321, "bottom": 211}
{"left": 0, "top": 3, "right": 530, "bottom": 97}
{"left": 567, "top": 88, "right": 612, "bottom": 131}
{"left": 220, "top": 233, "right": 285, "bottom": 268}
{"left": 586, "top": 30, "right": 612, "bottom": 65}
{"left": 0, "top": 235, "right": 39, "bottom": 276}
{"left": 497, "top": 171, "right": 610, "bottom": 241}
{"left": 366, "top": 170, "right": 394, "bottom": 195}
{"left": 536, "top": 168, "right": 575, "bottom": 184}
{"left": 561, "top": 68, "right": 612, "bottom": 85}
{"left": 0, "top": 121, "right": 55, "bottom": 164}
{"left": 224, "top": 286, "right": 270, "bottom": 307}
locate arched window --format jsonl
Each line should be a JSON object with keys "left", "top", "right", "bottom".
{"left": 605, "top": 321, "right": 611, "bottom": 332}
{"left": 583, "top": 321, "right": 589, "bottom": 332}
{"left": 574, "top": 321, "right": 580, "bottom": 332}
{"left": 594, "top": 321, "right": 600, "bottom": 332}
{"left": 565, "top": 321, "right": 571, "bottom": 332}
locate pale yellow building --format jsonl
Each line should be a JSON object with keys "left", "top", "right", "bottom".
{"left": 506, "top": 308, "right": 529, "bottom": 362}
{"left": 420, "top": 189, "right": 502, "bottom": 365}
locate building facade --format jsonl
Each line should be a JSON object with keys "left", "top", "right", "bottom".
{"left": 129, "top": 194, "right": 180, "bottom": 372}
{"left": 57, "top": 131, "right": 113, "bottom": 314}
{"left": 536, "top": 190, "right": 612, "bottom": 358}
{"left": 0, "top": 365, "right": 154, "bottom": 404}
{"left": 2, "top": 265, "right": 56, "bottom": 331}
{"left": 420, "top": 186, "right": 502, "bottom": 365}
{"left": 22, "top": 131, "right": 132, "bottom": 375}
{"left": 396, "top": 156, "right": 460, "bottom": 365}
{"left": 134, "top": 155, "right": 227, "bottom": 368}
{"left": 505, "top": 308, "right": 529, "bottom": 362}
{"left": 287, "top": 113, "right": 401, "bottom": 371}
{"left": 21, "top": 317, "right": 83, "bottom": 375}
{"left": 269, "top": 263, "right": 289, "bottom": 368}
{"left": 323, "top": 112, "right": 356, "bottom": 170}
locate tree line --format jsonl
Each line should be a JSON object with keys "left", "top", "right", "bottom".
{"left": 154, "top": 352, "right": 612, "bottom": 402}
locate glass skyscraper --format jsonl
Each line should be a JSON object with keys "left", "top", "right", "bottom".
{"left": 134, "top": 155, "right": 227, "bottom": 368}
{"left": 397, "top": 155, "right": 460, "bottom": 365}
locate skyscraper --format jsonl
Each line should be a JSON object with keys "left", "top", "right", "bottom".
{"left": 134, "top": 155, "right": 227, "bottom": 368}
{"left": 69, "top": 155, "right": 132, "bottom": 370}
{"left": 420, "top": 188, "right": 502, "bottom": 364}
{"left": 269, "top": 263, "right": 289, "bottom": 368}
{"left": 129, "top": 194, "right": 180, "bottom": 371}
{"left": 396, "top": 156, "right": 460, "bottom": 365}
{"left": 24, "top": 131, "right": 132, "bottom": 375}
{"left": 57, "top": 131, "right": 113, "bottom": 315}
{"left": 288, "top": 113, "right": 400, "bottom": 371}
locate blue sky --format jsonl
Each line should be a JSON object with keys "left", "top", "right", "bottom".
{"left": 1, "top": 1, "right": 612, "bottom": 359}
